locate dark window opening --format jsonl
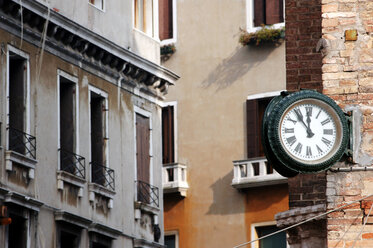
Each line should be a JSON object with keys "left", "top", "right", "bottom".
{"left": 90, "top": 91, "right": 106, "bottom": 185}
{"left": 254, "top": 0, "right": 284, "bottom": 27}
{"left": 162, "top": 105, "right": 174, "bottom": 164}
{"left": 159, "top": 0, "right": 173, "bottom": 40}
{"left": 8, "top": 212, "right": 27, "bottom": 248}
{"left": 58, "top": 224, "right": 80, "bottom": 248}
{"left": 8, "top": 52, "right": 27, "bottom": 155}
{"left": 60, "top": 77, "right": 76, "bottom": 174}
{"left": 90, "top": 233, "right": 111, "bottom": 248}
{"left": 165, "top": 234, "right": 176, "bottom": 248}
{"left": 256, "top": 225, "right": 286, "bottom": 248}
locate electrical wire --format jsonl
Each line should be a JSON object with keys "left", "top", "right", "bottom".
{"left": 351, "top": 200, "right": 373, "bottom": 248}
{"left": 233, "top": 194, "right": 373, "bottom": 248}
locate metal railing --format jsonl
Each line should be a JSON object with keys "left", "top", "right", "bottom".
{"left": 8, "top": 127, "right": 36, "bottom": 159}
{"left": 59, "top": 149, "right": 85, "bottom": 179}
{"left": 136, "top": 180, "right": 159, "bottom": 207}
{"left": 90, "top": 162, "right": 115, "bottom": 191}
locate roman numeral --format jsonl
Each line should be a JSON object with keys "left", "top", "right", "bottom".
{"left": 294, "top": 143, "right": 303, "bottom": 153}
{"left": 287, "top": 136, "right": 297, "bottom": 146}
{"left": 321, "top": 118, "right": 331, "bottom": 126}
{"left": 316, "top": 145, "right": 323, "bottom": 154}
{"left": 287, "top": 118, "right": 297, "bottom": 125}
{"left": 306, "top": 146, "right": 312, "bottom": 156}
{"left": 285, "top": 128, "right": 294, "bottom": 133}
{"left": 323, "top": 129, "right": 333, "bottom": 135}
{"left": 322, "top": 137, "right": 331, "bottom": 146}
{"left": 316, "top": 110, "right": 322, "bottom": 119}
{"left": 306, "top": 107, "right": 313, "bottom": 117}
{"left": 294, "top": 108, "right": 303, "bottom": 118}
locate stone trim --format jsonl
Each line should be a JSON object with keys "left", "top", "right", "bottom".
{"left": 54, "top": 210, "right": 92, "bottom": 229}
{"left": 133, "top": 238, "right": 165, "bottom": 248}
{"left": 276, "top": 204, "right": 326, "bottom": 228}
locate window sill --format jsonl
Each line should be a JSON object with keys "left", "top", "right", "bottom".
{"left": 57, "top": 171, "right": 87, "bottom": 197}
{"left": 247, "top": 22, "right": 284, "bottom": 33}
{"left": 133, "top": 28, "right": 159, "bottom": 43}
{"left": 88, "top": 183, "right": 115, "bottom": 208}
{"left": 5, "top": 150, "right": 37, "bottom": 179}
{"left": 134, "top": 201, "right": 160, "bottom": 217}
{"left": 88, "top": 3, "right": 105, "bottom": 12}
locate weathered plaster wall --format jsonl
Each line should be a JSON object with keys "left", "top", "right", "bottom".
{"left": 162, "top": 0, "right": 289, "bottom": 247}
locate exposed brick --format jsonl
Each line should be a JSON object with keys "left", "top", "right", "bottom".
{"left": 362, "top": 233, "right": 373, "bottom": 239}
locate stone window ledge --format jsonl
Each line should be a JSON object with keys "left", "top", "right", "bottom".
{"left": 134, "top": 201, "right": 160, "bottom": 217}
{"left": 88, "top": 183, "right": 115, "bottom": 209}
{"left": 134, "top": 238, "right": 165, "bottom": 248}
{"left": 57, "top": 171, "right": 87, "bottom": 197}
{"left": 5, "top": 150, "right": 38, "bottom": 179}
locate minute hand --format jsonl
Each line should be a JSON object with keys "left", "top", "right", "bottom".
{"left": 294, "top": 110, "right": 314, "bottom": 137}
{"left": 306, "top": 114, "right": 315, "bottom": 138}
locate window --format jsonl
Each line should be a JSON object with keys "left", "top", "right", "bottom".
{"left": 89, "top": 86, "right": 109, "bottom": 187}
{"left": 165, "top": 232, "right": 179, "bottom": 248}
{"left": 90, "top": 233, "right": 112, "bottom": 248}
{"left": 58, "top": 71, "right": 81, "bottom": 176}
{"left": 7, "top": 206, "right": 30, "bottom": 248}
{"left": 159, "top": 0, "right": 176, "bottom": 44}
{"left": 58, "top": 224, "right": 81, "bottom": 248}
{"left": 254, "top": 225, "right": 286, "bottom": 248}
{"left": 162, "top": 103, "right": 176, "bottom": 164}
{"left": 247, "top": 0, "right": 284, "bottom": 31}
{"left": 6, "top": 46, "right": 33, "bottom": 158}
{"left": 89, "top": 0, "right": 104, "bottom": 11}
{"left": 134, "top": 0, "right": 155, "bottom": 37}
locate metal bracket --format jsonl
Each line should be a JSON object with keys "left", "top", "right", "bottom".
{"left": 344, "top": 111, "right": 353, "bottom": 158}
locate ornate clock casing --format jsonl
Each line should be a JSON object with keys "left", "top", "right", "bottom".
{"left": 263, "top": 90, "right": 349, "bottom": 175}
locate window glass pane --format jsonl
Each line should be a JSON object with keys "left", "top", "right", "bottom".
{"left": 257, "top": 225, "right": 286, "bottom": 248}
{"left": 165, "top": 235, "right": 176, "bottom": 248}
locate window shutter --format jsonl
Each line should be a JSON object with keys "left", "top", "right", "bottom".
{"left": 265, "top": 0, "right": 283, "bottom": 25}
{"left": 254, "top": 0, "right": 265, "bottom": 27}
{"left": 246, "top": 99, "right": 259, "bottom": 158}
{"left": 162, "top": 106, "right": 174, "bottom": 164}
{"left": 159, "top": 0, "right": 173, "bottom": 40}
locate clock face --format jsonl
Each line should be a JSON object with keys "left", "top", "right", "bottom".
{"left": 279, "top": 99, "right": 343, "bottom": 164}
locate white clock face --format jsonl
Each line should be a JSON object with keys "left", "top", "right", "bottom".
{"left": 279, "top": 99, "right": 342, "bottom": 164}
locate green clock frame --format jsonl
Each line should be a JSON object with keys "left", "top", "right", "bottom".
{"left": 262, "top": 90, "right": 349, "bottom": 175}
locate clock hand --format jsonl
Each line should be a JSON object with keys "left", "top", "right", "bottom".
{"left": 306, "top": 112, "right": 315, "bottom": 138}
{"left": 294, "top": 109, "right": 314, "bottom": 137}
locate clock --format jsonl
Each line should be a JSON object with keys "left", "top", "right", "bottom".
{"left": 265, "top": 90, "right": 349, "bottom": 174}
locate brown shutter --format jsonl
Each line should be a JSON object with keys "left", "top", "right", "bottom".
{"left": 258, "top": 98, "right": 272, "bottom": 157}
{"left": 136, "top": 114, "right": 150, "bottom": 184}
{"left": 265, "top": 0, "right": 283, "bottom": 25}
{"left": 162, "top": 106, "right": 174, "bottom": 164}
{"left": 159, "top": 0, "right": 173, "bottom": 40}
{"left": 254, "top": 0, "right": 265, "bottom": 27}
{"left": 247, "top": 99, "right": 259, "bottom": 158}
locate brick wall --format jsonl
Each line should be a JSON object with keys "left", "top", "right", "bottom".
{"left": 285, "top": 0, "right": 323, "bottom": 92}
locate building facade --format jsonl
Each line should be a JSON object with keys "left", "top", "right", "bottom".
{"left": 160, "top": 0, "right": 289, "bottom": 247}
{"left": 0, "top": 0, "right": 178, "bottom": 247}
{"left": 275, "top": 0, "right": 373, "bottom": 247}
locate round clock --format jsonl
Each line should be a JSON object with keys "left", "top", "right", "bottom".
{"left": 266, "top": 90, "right": 349, "bottom": 173}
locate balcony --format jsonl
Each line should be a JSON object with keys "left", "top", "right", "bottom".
{"left": 136, "top": 180, "right": 159, "bottom": 208}
{"left": 5, "top": 127, "right": 37, "bottom": 179}
{"left": 231, "top": 157, "right": 287, "bottom": 189}
{"left": 162, "top": 163, "right": 189, "bottom": 197}
{"left": 90, "top": 162, "right": 115, "bottom": 191}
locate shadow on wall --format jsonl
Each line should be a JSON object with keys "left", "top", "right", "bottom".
{"left": 201, "top": 44, "right": 279, "bottom": 92}
{"left": 206, "top": 170, "right": 245, "bottom": 215}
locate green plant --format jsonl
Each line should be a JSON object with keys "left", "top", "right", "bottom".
{"left": 160, "top": 44, "right": 176, "bottom": 56}
{"left": 239, "top": 26, "right": 285, "bottom": 46}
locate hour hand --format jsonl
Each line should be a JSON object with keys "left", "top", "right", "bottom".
{"left": 306, "top": 114, "right": 314, "bottom": 138}
{"left": 295, "top": 109, "right": 314, "bottom": 137}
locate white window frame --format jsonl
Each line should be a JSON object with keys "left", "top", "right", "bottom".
{"left": 160, "top": 101, "right": 178, "bottom": 162}
{"left": 88, "top": 85, "right": 110, "bottom": 178}
{"left": 133, "top": 106, "right": 154, "bottom": 186}
{"left": 251, "top": 221, "right": 289, "bottom": 248}
{"left": 57, "top": 70, "right": 80, "bottom": 171}
{"left": 165, "top": 230, "right": 179, "bottom": 248}
{"left": 160, "top": 0, "right": 177, "bottom": 46}
{"left": 246, "top": 0, "right": 285, "bottom": 32}
{"left": 88, "top": 0, "right": 105, "bottom": 12}
{"left": 133, "top": 0, "right": 160, "bottom": 40}
{"left": 6, "top": 45, "right": 30, "bottom": 150}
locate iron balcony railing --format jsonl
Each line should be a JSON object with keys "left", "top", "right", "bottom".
{"left": 136, "top": 180, "right": 159, "bottom": 207}
{"left": 8, "top": 127, "right": 36, "bottom": 159}
{"left": 90, "top": 161, "right": 115, "bottom": 191}
{"left": 59, "top": 149, "right": 85, "bottom": 179}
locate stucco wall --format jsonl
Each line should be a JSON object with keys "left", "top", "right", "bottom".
{"left": 162, "top": 0, "right": 289, "bottom": 247}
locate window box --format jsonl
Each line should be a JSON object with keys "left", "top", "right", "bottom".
{"left": 239, "top": 26, "right": 285, "bottom": 46}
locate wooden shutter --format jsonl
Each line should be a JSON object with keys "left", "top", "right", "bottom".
{"left": 162, "top": 106, "right": 174, "bottom": 164}
{"left": 136, "top": 114, "right": 150, "bottom": 184}
{"left": 247, "top": 99, "right": 259, "bottom": 158}
{"left": 266, "top": 0, "right": 283, "bottom": 25}
{"left": 159, "top": 0, "right": 173, "bottom": 40}
{"left": 258, "top": 98, "right": 272, "bottom": 157}
{"left": 254, "top": 0, "right": 265, "bottom": 27}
